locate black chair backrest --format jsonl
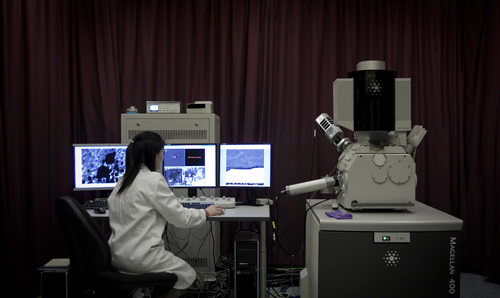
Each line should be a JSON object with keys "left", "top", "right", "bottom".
{"left": 56, "top": 196, "right": 111, "bottom": 274}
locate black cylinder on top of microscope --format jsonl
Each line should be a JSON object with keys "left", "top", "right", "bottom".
{"left": 347, "top": 69, "right": 396, "bottom": 132}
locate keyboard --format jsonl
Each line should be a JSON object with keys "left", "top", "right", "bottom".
{"left": 83, "top": 200, "right": 108, "bottom": 209}
{"left": 177, "top": 196, "right": 236, "bottom": 209}
{"left": 83, "top": 196, "right": 236, "bottom": 209}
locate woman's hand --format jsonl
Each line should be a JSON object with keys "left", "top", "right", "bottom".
{"left": 205, "top": 204, "right": 225, "bottom": 217}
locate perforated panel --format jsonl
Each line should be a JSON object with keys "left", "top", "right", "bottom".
{"left": 121, "top": 113, "right": 220, "bottom": 143}
{"left": 127, "top": 129, "right": 208, "bottom": 142}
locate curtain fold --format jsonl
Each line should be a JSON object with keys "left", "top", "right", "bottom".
{"left": 461, "top": 0, "right": 500, "bottom": 277}
{"left": 1, "top": 0, "right": 499, "bottom": 296}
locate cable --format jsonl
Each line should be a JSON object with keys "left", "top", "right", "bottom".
{"left": 191, "top": 268, "right": 230, "bottom": 298}
{"left": 273, "top": 197, "right": 330, "bottom": 257}
{"left": 192, "top": 223, "right": 213, "bottom": 267}
{"left": 310, "top": 127, "right": 317, "bottom": 181}
{"left": 272, "top": 123, "right": 338, "bottom": 257}
{"left": 271, "top": 191, "right": 286, "bottom": 246}
{"left": 266, "top": 267, "right": 303, "bottom": 297}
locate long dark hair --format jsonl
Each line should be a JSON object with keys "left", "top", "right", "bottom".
{"left": 117, "top": 131, "right": 165, "bottom": 194}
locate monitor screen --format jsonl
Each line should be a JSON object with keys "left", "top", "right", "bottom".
{"left": 219, "top": 143, "right": 272, "bottom": 188}
{"left": 163, "top": 144, "right": 217, "bottom": 188}
{"left": 73, "top": 144, "right": 128, "bottom": 191}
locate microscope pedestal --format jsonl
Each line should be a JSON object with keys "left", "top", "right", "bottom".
{"left": 301, "top": 200, "right": 463, "bottom": 298}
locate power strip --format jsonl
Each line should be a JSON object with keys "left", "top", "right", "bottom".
{"left": 256, "top": 198, "right": 273, "bottom": 205}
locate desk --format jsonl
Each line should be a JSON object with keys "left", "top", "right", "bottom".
{"left": 302, "top": 200, "right": 463, "bottom": 298}
{"left": 88, "top": 205, "right": 270, "bottom": 298}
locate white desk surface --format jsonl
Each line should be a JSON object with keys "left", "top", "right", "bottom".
{"left": 209, "top": 204, "right": 270, "bottom": 221}
{"left": 308, "top": 200, "right": 463, "bottom": 232}
{"left": 87, "top": 204, "right": 270, "bottom": 222}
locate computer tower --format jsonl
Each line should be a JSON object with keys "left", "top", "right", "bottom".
{"left": 234, "top": 231, "right": 259, "bottom": 298}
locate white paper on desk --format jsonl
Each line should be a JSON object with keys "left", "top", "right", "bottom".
{"left": 43, "top": 258, "right": 70, "bottom": 267}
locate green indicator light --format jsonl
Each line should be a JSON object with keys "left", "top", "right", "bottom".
{"left": 382, "top": 236, "right": 391, "bottom": 241}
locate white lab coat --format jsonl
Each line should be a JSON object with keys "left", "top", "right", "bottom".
{"left": 108, "top": 165, "right": 206, "bottom": 290}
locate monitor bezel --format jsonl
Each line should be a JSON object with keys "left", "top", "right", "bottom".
{"left": 73, "top": 143, "right": 128, "bottom": 191}
{"left": 218, "top": 143, "right": 272, "bottom": 189}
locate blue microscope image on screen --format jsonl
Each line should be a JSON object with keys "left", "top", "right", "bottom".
{"left": 224, "top": 149, "right": 265, "bottom": 186}
{"left": 226, "top": 149, "right": 264, "bottom": 170}
{"left": 164, "top": 149, "right": 207, "bottom": 186}
{"left": 81, "top": 148, "right": 126, "bottom": 184}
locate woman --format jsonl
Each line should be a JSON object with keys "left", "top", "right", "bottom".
{"left": 108, "top": 131, "right": 224, "bottom": 298}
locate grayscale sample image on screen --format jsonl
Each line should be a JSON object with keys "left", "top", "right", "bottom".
{"left": 73, "top": 144, "right": 127, "bottom": 190}
{"left": 81, "top": 148, "right": 126, "bottom": 184}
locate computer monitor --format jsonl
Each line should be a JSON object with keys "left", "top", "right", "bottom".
{"left": 219, "top": 143, "right": 272, "bottom": 205}
{"left": 73, "top": 144, "right": 128, "bottom": 191}
{"left": 163, "top": 144, "right": 217, "bottom": 197}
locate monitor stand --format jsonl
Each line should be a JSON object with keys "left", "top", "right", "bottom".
{"left": 96, "top": 190, "right": 111, "bottom": 200}
{"left": 188, "top": 188, "right": 198, "bottom": 198}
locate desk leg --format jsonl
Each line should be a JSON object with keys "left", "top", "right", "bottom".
{"left": 260, "top": 220, "right": 266, "bottom": 298}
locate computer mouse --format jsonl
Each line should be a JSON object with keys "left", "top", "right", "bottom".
{"left": 94, "top": 207, "right": 106, "bottom": 214}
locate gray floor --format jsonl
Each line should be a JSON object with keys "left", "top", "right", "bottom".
{"left": 460, "top": 272, "right": 500, "bottom": 298}
{"left": 264, "top": 272, "right": 500, "bottom": 297}
{"left": 31, "top": 272, "right": 500, "bottom": 298}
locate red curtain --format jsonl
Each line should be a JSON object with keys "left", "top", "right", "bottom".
{"left": 1, "top": 0, "right": 499, "bottom": 296}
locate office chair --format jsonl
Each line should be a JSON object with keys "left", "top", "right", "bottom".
{"left": 56, "top": 196, "right": 178, "bottom": 297}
